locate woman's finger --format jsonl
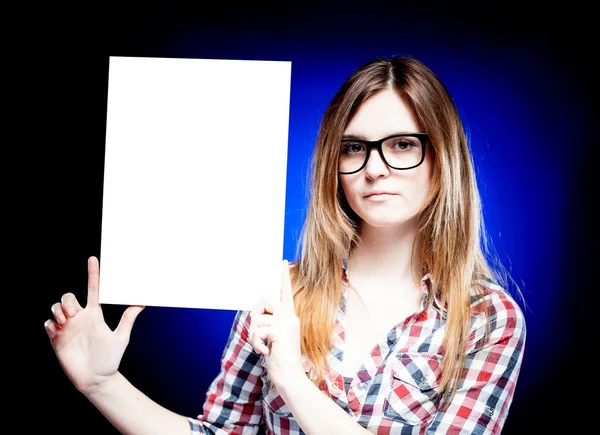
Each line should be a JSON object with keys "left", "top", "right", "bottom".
{"left": 61, "top": 292, "right": 84, "bottom": 318}
{"left": 51, "top": 302, "right": 67, "bottom": 326}
{"left": 251, "top": 326, "right": 273, "bottom": 355}
{"left": 251, "top": 293, "right": 279, "bottom": 316}
{"left": 115, "top": 305, "right": 145, "bottom": 343}
{"left": 252, "top": 313, "right": 277, "bottom": 328}
{"left": 249, "top": 313, "right": 276, "bottom": 347}
{"left": 44, "top": 319, "right": 59, "bottom": 339}
{"left": 86, "top": 256, "right": 101, "bottom": 308}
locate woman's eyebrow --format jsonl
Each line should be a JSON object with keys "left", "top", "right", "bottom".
{"left": 341, "top": 134, "right": 365, "bottom": 140}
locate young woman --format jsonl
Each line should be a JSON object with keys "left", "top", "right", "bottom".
{"left": 45, "top": 55, "right": 526, "bottom": 434}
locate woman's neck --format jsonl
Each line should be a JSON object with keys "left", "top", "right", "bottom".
{"left": 347, "top": 221, "right": 419, "bottom": 290}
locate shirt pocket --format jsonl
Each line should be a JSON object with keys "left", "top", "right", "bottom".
{"left": 383, "top": 352, "right": 442, "bottom": 426}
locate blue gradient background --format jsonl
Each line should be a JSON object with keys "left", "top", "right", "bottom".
{"left": 35, "top": 4, "right": 595, "bottom": 434}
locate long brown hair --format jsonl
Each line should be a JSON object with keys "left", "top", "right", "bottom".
{"left": 291, "top": 55, "right": 510, "bottom": 403}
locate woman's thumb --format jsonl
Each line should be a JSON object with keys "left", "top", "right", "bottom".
{"left": 115, "top": 305, "right": 145, "bottom": 342}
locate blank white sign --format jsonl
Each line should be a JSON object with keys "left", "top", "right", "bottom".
{"left": 99, "top": 56, "right": 291, "bottom": 311}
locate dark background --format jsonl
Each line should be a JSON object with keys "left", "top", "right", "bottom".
{"left": 26, "top": 2, "right": 596, "bottom": 433}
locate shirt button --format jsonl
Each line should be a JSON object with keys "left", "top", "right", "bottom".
{"left": 487, "top": 408, "right": 495, "bottom": 416}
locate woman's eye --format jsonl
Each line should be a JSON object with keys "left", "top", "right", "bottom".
{"left": 343, "top": 143, "right": 365, "bottom": 154}
{"left": 391, "top": 139, "right": 416, "bottom": 150}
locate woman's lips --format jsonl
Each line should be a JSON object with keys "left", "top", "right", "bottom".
{"left": 364, "top": 192, "right": 397, "bottom": 201}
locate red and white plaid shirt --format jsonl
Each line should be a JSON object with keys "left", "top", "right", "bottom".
{"left": 188, "top": 273, "right": 526, "bottom": 434}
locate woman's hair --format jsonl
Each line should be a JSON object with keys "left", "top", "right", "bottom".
{"left": 290, "top": 54, "right": 512, "bottom": 403}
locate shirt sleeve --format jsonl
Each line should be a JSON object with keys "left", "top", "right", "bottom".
{"left": 187, "top": 310, "right": 265, "bottom": 435}
{"left": 427, "top": 289, "right": 527, "bottom": 434}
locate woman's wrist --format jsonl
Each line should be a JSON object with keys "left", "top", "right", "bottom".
{"left": 276, "top": 370, "right": 315, "bottom": 402}
{"left": 82, "top": 371, "right": 123, "bottom": 400}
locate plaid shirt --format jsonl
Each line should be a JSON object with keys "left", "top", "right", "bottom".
{"left": 188, "top": 274, "right": 526, "bottom": 434}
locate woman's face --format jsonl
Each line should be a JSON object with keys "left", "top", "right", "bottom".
{"left": 339, "top": 89, "right": 433, "bottom": 229}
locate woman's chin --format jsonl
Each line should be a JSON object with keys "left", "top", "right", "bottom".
{"left": 360, "top": 217, "right": 414, "bottom": 229}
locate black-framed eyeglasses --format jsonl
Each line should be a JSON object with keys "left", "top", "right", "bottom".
{"left": 338, "top": 133, "right": 429, "bottom": 175}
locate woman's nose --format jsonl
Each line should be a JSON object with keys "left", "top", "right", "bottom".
{"left": 364, "top": 148, "right": 390, "bottom": 179}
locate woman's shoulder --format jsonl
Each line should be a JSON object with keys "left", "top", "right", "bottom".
{"left": 470, "top": 278, "right": 526, "bottom": 327}
{"left": 466, "top": 279, "right": 527, "bottom": 355}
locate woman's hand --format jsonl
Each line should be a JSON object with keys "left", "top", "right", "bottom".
{"left": 44, "top": 256, "right": 145, "bottom": 396}
{"left": 248, "top": 260, "right": 305, "bottom": 389}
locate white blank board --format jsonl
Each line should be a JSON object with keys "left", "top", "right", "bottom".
{"left": 99, "top": 56, "right": 291, "bottom": 311}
